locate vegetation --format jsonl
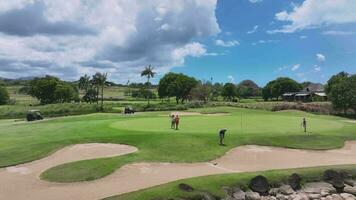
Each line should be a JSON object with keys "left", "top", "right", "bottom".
{"left": 189, "top": 81, "right": 212, "bottom": 102}
{"left": 237, "top": 80, "right": 261, "bottom": 98}
{"left": 222, "top": 83, "right": 237, "bottom": 101}
{"left": 106, "top": 164, "right": 356, "bottom": 200}
{"left": 141, "top": 65, "right": 156, "bottom": 105}
{"left": 28, "top": 76, "right": 78, "bottom": 104}
{"left": 262, "top": 77, "right": 302, "bottom": 101}
{"left": 158, "top": 73, "right": 198, "bottom": 104}
{"left": 326, "top": 72, "right": 356, "bottom": 114}
{"left": 0, "top": 86, "right": 9, "bottom": 105}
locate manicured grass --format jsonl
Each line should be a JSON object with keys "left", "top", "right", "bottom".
{"left": 0, "top": 107, "right": 355, "bottom": 183}
{"left": 105, "top": 164, "right": 356, "bottom": 200}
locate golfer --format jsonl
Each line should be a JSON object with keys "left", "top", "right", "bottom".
{"left": 219, "top": 129, "right": 227, "bottom": 145}
{"left": 175, "top": 115, "right": 180, "bottom": 130}
{"left": 170, "top": 114, "right": 175, "bottom": 129}
{"left": 302, "top": 118, "right": 307, "bottom": 133}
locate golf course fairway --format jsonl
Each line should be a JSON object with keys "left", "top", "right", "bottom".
{"left": 1, "top": 107, "right": 356, "bottom": 199}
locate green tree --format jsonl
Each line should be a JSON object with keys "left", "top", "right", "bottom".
{"left": 92, "top": 72, "right": 107, "bottom": 111}
{"left": 78, "top": 74, "right": 90, "bottom": 93}
{"left": 328, "top": 73, "right": 356, "bottom": 115}
{"left": 325, "top": 72, "right": 348, "bottom": 94}
{"left": 262, "top": 77, "right": 301, "bottom": 101}
{"left": 211, "top": 83, "right": 223, "bottom": 101}
{"left": 0, "top": 86, "right": 9, "bottom": 105}
{"left": 158, "top": 73, "right": 198, "bottom": 104}
{"left": 54, "top": 83, "right": 78, "bottom": 103}
{"left": 82, "top": 88, "right": 98, "bottom": 104}
{"left": 141, "top": 65, "right": 156, "bottom": 105}
{"left": 190, "top": 81, "right": 212, "bottom": 102}
{"left": 28, "top": 76, "right": 77, "bottom": 104}
{"left": 237, "top": 80, "right": 261, "bottom": 98}
{"left": 222, "top": 83, "right": 237, "bottom": 101}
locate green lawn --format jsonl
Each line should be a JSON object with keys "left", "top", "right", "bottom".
{"left": 0, "top": 107, "right": 355, "bottom": 183}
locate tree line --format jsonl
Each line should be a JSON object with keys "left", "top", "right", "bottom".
{"left": 0, "top": 70, "right": 355, "bottom": 115}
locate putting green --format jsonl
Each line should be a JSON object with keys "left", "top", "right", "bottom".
{"left": 111, "top": 113, "right": 343, "bottom": 134}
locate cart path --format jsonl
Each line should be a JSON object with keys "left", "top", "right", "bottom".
{"left": 2, "top": 142, "right": 356, "bottom": 200}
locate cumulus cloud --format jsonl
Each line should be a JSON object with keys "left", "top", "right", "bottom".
{"left": 0, "top": 0, "right": 220, "bottom": 82}
{"left": 268, "top": 0, "right": 356, "bottom": 33}
{"left": 249, "top": 0, "right": 263, "bottom": 3}
{"left": 247, "top": 25, "right": 258, "bottom": 34}
{"left": 215, "top": 39, "right": 240, "bottom": 47}
{"left": 227, "top": 75, "right": 235, "bottom": 83}
{"left": 322, "top": 30, "right": 356, "bottom": 36}
{"left": 316, "top": 53, "right": 326, "bottom": 62}
{"left": 314, "top": 65, "right": 321, "bottom": 71}
{"left": 291, "top": 64, "right": 300, "bottom": 71}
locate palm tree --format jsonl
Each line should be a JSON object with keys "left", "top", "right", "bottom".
{"left": 141, "top": 65, "right": 156, "bottom": 105}
{"left": 92, "top": 72, "right": 107, "bottom": 111}
{"left": 78, "top": 74, "right": 90, "bottom": 93}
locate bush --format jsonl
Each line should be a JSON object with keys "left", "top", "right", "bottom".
{"left": 0, "top": 86, "right": 9, "bottom": 105}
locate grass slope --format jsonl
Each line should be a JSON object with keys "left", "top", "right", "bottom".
{"left": 0, "top": 107, "right": 355, "bottom": 182}
{"left": 105, "top": 165, "right": 356, "bottom": 200}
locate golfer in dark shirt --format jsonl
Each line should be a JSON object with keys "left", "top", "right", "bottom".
{"left": 302, "top": 118, "right": 307, "bottom": 133}
{"left": 219, "top": 129, "right": 227, "bottom": 145}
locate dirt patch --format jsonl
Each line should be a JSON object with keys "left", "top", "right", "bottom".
{"left": 3, "top": 142, "right": 356, "bottom": 199}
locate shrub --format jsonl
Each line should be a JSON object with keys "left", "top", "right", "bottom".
{"left": 0, "top": 86, "right": 9, "bottom": 105}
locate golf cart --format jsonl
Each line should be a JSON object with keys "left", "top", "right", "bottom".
{"left": 124, "top": 106, "right": 135, "bottom": 114}
{"left": 26, "top": 110, "right": 44, "bottom": 121}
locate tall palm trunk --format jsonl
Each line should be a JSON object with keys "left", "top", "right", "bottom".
{"left": 101, "top": 85, "right": 104, "bottom": 111}
{"left": 147, "top": 77, "right": 150, "bottom": 106}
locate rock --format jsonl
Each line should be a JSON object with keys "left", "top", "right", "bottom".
{"left": 307, "top": 193, "right": 321, "bottom": 199}
{"left": 290, "top": 193, "right": 308, "bottom": 200}
{"left": 330, "top": 194, "right": 343, "bottom": 200}
{"left": 345, "top": 179, "right": 356, "bottom": 187}
{"left": 278, "top": 185, "right": 294, "bottom": 195}
{"left": 288, "top": 173, "right": 302, "bottom": 191}
{"left": 269, "top": 188, "right": 279, "bottom": 196}
{"left": 344, "top": 185, "right": 356, "bottom": 196}
{"left": 302, "top": 182, "right": 336, "bottom": 194}
{"left": 340, "top": 193, "right": 356, "bottom": 200}
{"left": 275, "top": 193, "right": 288, "bottom": 200}
{"left": 178, "top": 183, "right": 194, "bottom": 192}
{"left": 198, "top": 192, "right": 217, "bottom": 200}
{"left": 261, "top": 196, "right": 277, "bottom": 200}
{"left": 249, "top": 175, "right": 269, "bottom": 195}
{"left": 245, "top": 191, "right": 261, "bottom": 200}
{"left": 232, "top": 187, "right": 246, "bottom": 200}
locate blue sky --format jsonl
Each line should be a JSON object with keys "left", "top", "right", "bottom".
{"left": 172, "top": 0, "right": 356, "bottom": 86}
{"left": 0, "top": 0, "right": 355, "bottom": 86}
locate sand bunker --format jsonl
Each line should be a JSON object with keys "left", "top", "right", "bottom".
{"left": 344, "top": 120, "right": 356, "bottom": 124}
{"left": 3, "top": 142, "right": 356, "bottom": 200}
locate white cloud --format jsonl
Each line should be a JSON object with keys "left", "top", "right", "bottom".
{"left": 291, "top": 64, "right": 300, "bottom": 71}
{"left": 251, "top": 39, "right": 276, "bottom": 45}
{"left": 0, "top": 0, "right": 220, "bottom": 82}
{"left": 215, "top": 39, "right": 240, "bottom": 47}
{"left": 322, "top": 30, "right": 356, "bottom": 36}
{"left": 299, "top": 35, "right": 307, "bottom": 39}
{"left": 248, "top": 0, "right": 263, "bottom": 3}
{"left": 227, "top": 75, "right": 235, "bottom": 83}
{"left": 269, "top": 0, "right": 356, "bottom": 33}
{"left": 316, "top": 53, "right": 326, "bottom": 62}
{"left": 314, "top": 65, "right": 321, "bottom": 71}
{"left": 247, "top": 25, "right": 259, "bottom": 34}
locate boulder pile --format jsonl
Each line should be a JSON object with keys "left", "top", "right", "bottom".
{"left": 176, "top": 169, "right": 356, "bottom": 200}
